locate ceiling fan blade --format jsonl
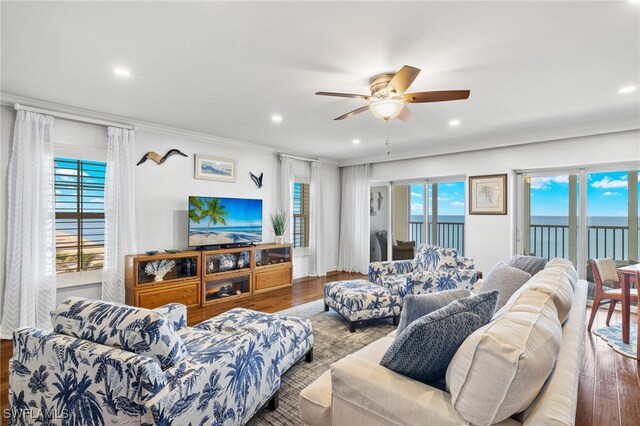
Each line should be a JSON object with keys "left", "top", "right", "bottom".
{"left": 396, "top": 105, "right": 414, "bottom": 122}
{"left": 403, "top": 90, "right": 471, "bottom": 103}
{"left": 334, "top": 105, "right": 370, "bottom": 121}
{"left": 387, "top": 65, "right": 421, "bottom": 95}
{"left": 316, "top": 91, "right": 370, "bottom": 99}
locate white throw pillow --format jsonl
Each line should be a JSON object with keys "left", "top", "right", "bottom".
{"left": 446, "top": 288, "right": 562, "bottom": 426}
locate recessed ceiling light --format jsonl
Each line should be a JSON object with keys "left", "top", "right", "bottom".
{"left": 113, "top": 67, "right": 131, "bottom": 78}
{"left": 618, "top": 85, "right": 637, "bottom": 94}
{"left": 449, "top": 119, "right": 461, "bottom": 127}
{"left": 352, "top": 139, "right": 360, "bottom": 144}
{"left": 271, "top": 114, "right": 283, "bottom": 123}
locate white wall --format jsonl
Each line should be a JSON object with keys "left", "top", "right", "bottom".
{"left": 369, "top": 130, "right": 640, "bottom": 274}
{"left": 0, "top": 105, "right": 341, "bottom": 307}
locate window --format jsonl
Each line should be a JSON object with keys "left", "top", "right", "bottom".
{"left": 517, "top": 167, "right": 639, "bottom": 280}
{"left": 427, "top": 181, "right": 466, "bottom": 255}
{"left": 293, "top": 182, "right": 310, "bottom": 248}
{"left": 54, "top": 157, "right": 106, "bottom": 274}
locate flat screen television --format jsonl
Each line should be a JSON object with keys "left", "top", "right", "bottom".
{"left": 188, "top": 196, "right": 263, "bottom": 247}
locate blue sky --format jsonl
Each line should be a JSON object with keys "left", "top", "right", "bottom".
{"left": 411, "top": 182, "right": 465, "bottom": 217}
{"left": 189, "top": 196, "right": 263, "bottom": 228}
{"left": 530, "top": 171, "right": 638, "bottom": 217}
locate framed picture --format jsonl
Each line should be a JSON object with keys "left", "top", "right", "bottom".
{"left": 469, "top": 174, "right": 507, "bottom": 215}
{"left": 194, "top": 154, "right": 236, "bottom": 182}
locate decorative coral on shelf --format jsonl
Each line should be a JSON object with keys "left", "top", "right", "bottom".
{"left": 144, "top": 259, "right": 176, "bottom": 282}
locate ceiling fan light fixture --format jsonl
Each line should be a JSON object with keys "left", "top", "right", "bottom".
{"left": 369, "top": 99, "right": 404, "bottom": 121}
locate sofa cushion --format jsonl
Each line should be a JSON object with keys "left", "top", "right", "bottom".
{"left": 415, "top": 244, "right": 458, "bottom": 271}
{"left": 396, "top": 289, "right": 471, "bottom": 334}
{"left": 525, "top": 268, "right": 574, "bottom": 324}
{"left": 547, "top": 257, "right": 579, "bottom": 289}
{"left": 51, "top": 297, "right": 187, "bottom": 369}
{"left": 446, "top": 288, "right": 562, "bottom": 426}
{"left": 299, "top": 370, "right": 332, "bottom": 426}
{"left": 380, "top": 291, "right": 498, "bottom": 384}
{"left": 480, "top": 261, "right": 531, "bottom": 311}
{"left": 493, "top": 259, "right": 576, "bottom": 324}
{"left": 508, "top": 254, "right": 547, "bottom": 276}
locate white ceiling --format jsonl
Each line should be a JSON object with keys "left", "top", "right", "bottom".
{"left": 2, "top": 1, "right": 639, "bottom": 163}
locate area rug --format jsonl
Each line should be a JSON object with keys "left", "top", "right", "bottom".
{"left": 247, "top": 299, "right": 396, "bottom": 425}
{"left": 592, "top": 323, "right": 638, "bottom": 360}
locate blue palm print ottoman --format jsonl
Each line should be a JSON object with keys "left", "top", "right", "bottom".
{"left": 324, "top": 279, "right": 402, "bottom": 332}
{"left": 195, "top": 308, "right": 315, "bottom": 373}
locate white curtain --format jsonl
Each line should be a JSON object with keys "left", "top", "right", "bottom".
{"left": 0, "top": 111, "right": 56, "bottom": 338}
{"left": 278, "top": 155, "right": 294, "bottom": 243}
{"left": 309, "top": 162, "right": 326, "bottom": 276}
{"left": 102, "top": 127, "right": 137, "bottom": 303}
{"left": 338, "top": 164, "right": 370, "bottom": 274}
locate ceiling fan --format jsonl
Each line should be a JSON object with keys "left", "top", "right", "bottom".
{"left": 316, "top": 65, "right": 470, "bottom": 122}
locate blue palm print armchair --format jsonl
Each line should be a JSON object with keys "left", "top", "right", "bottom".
{"left": 368, "top": 244, "right": 478, "bottom": 298}
{"left": 8, "top": 298, "right": 304, "bottom": 426}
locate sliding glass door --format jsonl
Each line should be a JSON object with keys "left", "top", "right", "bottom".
{"left": 586, "top": 171, "right": 638, "bottom": 263}
{"left": 517, "top": 167, "right": 639, "bottom": 279}
{"left": 390, "top": 183, "right": 421, "bottom": 261}
{"left": 523, "top": 173, "right": 580, "bottom": 264}
{"left": 428, "top": 180, "right": 466, "bottom": 255}
{"left": 370, "top": 177, "right": 467, "bottom": 262}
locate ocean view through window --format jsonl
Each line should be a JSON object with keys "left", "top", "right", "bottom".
{"left": 409, "top": 181, "right": 465, "bottom": 255}
{"left": 54, "top": 157, "right": 106, "bottom": 274}
{"left": 523, "top": 169, "right": 639, "bottom": 268}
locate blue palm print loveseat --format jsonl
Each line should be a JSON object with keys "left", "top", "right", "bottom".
{"left": 368, "top": 244, "right": 478, "bottom": 297}
{"left": 9, "top": 297, "right": 313, "bottom": 425}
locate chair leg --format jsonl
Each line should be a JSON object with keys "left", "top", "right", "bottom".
{"left": 305, "top": 347, "right": 313, "bottom": 363}
{"left": 324, "top": 303, "right": 329, "bottom": 312}
{"left": 587, "top": 297, "right": 601, "bottom": 331}
{"left": 267, "top": 390, "right": 279, "bottom": 411}
{"left": 392, "top": 315, "right": 399, "bottom": 326}
{"left": 349, "top": 321, "right": 356, "bottom": 333}
{"left": 606, "top": 300, "right": 617, "bottom": 326}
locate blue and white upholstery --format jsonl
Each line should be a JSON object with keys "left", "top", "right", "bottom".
{"left": 195, "top": 308, "right": 314, "bottom": 373}
{"left": 9, "top": 299, "right": 313, "bottom": 425}
{"left": 324, "top": 280, "right": 402, "bottom": 325}
{"left": 369, "top": 244, "right": 478, "bottom": 297}
{"left": 153, "top": 302, "right": 188, "bottom": 331}
{"left": 50, "top": 297, "right": 188, "bottom": 369}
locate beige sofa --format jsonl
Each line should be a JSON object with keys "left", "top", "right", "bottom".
{"left": 300, "top": 259, "right": 586, "bottom": 426}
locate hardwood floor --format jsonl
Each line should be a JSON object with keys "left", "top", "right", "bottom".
{"left": 1, "top": 274, "right": 639, "bottom": 425}
{"left": 576, "top": 307, "right": 640, "bottom": 426}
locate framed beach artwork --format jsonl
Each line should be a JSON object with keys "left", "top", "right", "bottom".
{"left": 469, "top": 174, "right": 507, "bottom": 215}
{"left": 194, "top": 154, "right": 237, "bottom": 182}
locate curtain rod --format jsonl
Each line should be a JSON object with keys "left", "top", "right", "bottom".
{"left": 279, "top": 153, "right": 321, "bottom": 163}
{"left": 14, "top": 103, "right": 135, "bottom": 130}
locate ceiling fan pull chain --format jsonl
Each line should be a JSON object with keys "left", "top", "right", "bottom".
{"left": 385, "top": 121, "right": 391, "bottom": 155}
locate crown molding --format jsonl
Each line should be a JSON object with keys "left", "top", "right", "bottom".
{"left": 338, "top": 116, "right": 640, "bottom": 167}
{"left": 0, "top": 93, "right": 339, "bottom": 166}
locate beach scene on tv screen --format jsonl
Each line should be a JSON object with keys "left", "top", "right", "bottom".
{"left": 189, "top": 196, "right": 262, "bottom": 246}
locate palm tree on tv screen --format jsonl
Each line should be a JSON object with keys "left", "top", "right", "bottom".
{"left": 190, "top": 197, "right": 229, "bottom": 237}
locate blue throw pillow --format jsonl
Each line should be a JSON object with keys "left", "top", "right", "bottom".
{"left": 380, "top": 291, "right": 499, "bottom": 384}
{"left": 396, "top": 289, "right": 471, "bottom": 335}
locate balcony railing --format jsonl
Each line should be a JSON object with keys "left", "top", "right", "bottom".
{"left": 529, "top": 224, "right": 640, "bottom": 261}
{"left": 410, "top": 221, "right": 465, "bottom": 255}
